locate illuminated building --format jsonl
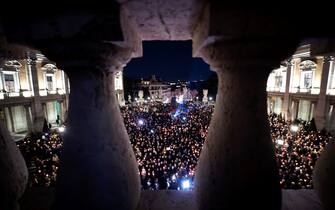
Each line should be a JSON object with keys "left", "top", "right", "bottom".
{"left": 267, "top": 44, "right": 335, "bottom": 133}
{"left": 0, "top": 53, "right": 69, "bottom": 138}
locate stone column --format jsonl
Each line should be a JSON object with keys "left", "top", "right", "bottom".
{"left": 314, "top": 56, "right": 333, "bottom": 130}
{"left": 282, "top": 59, "right": 293, "bottom": 120}
{"left": 63, "top": 72, "right": 70, "bottom": 117}
{"left": 54, "top": 67, "right": 140, "bottom": 210}
{"left": 8, "top": 107, "right": 15, "bottom": 133}
{"left": 138, "top": 90, "right": 144, "bottom": 103}
{"left": 24, "top": 105, "right": 33, "bottom": 133}
{"left": 313, "top": 138, "right": 335, "bottom": 210}
{"left": 27, "top": 54, "right": 44, "bottom": 133}
{"left": 202, "top": 89, "right": 208, "bottom": 103}
{"left": 196, "top": 63, "right": 281, "bottom": 210}
{"left": 0, "top": 121, "right": 28, "bottom": 210}
{"left": 194, "top": 35, "right": 299, "bottom": 210}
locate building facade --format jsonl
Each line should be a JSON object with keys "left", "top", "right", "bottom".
{"left": 267, "top": 44, "right": 335, "bottom": 134}
{"left": 0, "top": 53, "right": 69, "bottom": 139}
{"left": 114, "top": 71, "right": 125, "bottom": 106}
{"left": 138, "top": 75, "right": 171, "bottom": 102}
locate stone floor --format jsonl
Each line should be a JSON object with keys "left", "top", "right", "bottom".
{"left": 20, "top": 188, "right": 323, "bottom": 210}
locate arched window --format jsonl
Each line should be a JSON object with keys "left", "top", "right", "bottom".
{"left": 0, "top": 60, "right": 22, "bottom": 96}
{"left": 41, "top": 63, "right": 57, "bottom": 93}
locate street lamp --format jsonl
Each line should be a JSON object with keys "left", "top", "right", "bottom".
{"left": 289, "top": 124, "right": 299, "bottom": 155}
{"left": 290, "top": 124, "right": 299, "bottom": 133}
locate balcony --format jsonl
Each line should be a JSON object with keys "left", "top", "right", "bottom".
{"left": 290, "top": 87, "right": 320, "bottom": 95}
{"left": 266, "top": 86, "right": 285, "bottom": 93}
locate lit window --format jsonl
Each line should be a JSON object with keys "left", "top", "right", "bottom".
{"left": 4, "top": 74, "right": 15, "bottom": 92}
{"left": 275, "top": 76, "right": 282, "bottom": 88}
{"left": 46, "top": 75, "right": 54, "bottom": 90}
{"left": 302, "top": 71, "right": 313, "bottom": 89}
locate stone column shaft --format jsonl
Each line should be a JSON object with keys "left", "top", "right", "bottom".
{"left": 54, "top": 68, "right": 140, "bottom": 210}
{"left": 24, "top": 105, "right": 33, "bottom": 132}
{"left": 0, "top": 121, "right": 28, "bottom": 210}
{"left": 282, "top": 60, "right": 293, "bottom": 120}
{"left": 196, "top": 67, "right": 281, "bottom": 210}
{"left": 315, "top": 56, "right": 333, "bottom": 130}
{"left": 27, "top": 55, "right": 44, "bottom": 132}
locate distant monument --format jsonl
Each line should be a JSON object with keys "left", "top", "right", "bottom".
{"left": 203, "top": 89, "right": 208, "bottom": 103}
{"left": 138, "top": 90, "right": 144, "bottom": 103}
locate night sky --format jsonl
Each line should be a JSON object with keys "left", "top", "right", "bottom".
{"left": 124, "top": 41, "right": 212, "bottom": 82}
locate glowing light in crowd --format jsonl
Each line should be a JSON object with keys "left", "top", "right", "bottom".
{"left": 176, "top": 95, "right": 184, "bottom": 104}
{"left": 290, "top": 124, "right": 299, "bottom": 133}
{"left": 135, "top": 97, "right": 138, "bottom": 101}
{"left": 138, "top": 119, "right": 144, "bottom": 125}
{"left": 276, "top": 139, "right": 284, "bottom": 145}
{"left": 172, "top": 109, "right": 181, "bottom": 118}
{"left": 150, "top": 129, "right": 154, "bottom": 134}
{"left": 58, "top": 126, "right": 65, "bottom": 133}
{"left": 171, "top": 174, "right": 176, "bottom": 181}
{"left": 166, "top": 147, "right": 171, "bottom": 151}
{"left": 209, "top": 96, "right": 213, "bottom": 101}
{"left": 181, "top": 179, "right": 191, "bottom": 190}
{"left": 182, "top": 116, "right": 186, "bottom": 121}
{"left": 147, "top": 97, "right": 151, "bottom": 100}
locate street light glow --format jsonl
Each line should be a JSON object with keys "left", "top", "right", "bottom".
{"left": 290, "top": 124, "right": 299, "bottom": 133}
{"left": 138, "top": 119, "right": 144, "bottom": 125}
{"left": 276, "top": 139, "right": 284, "bottom": 145}
{"left": 181, "top": 179, "right": 191, "bottom": 190}
{"left": 58, "top": 126, "right": 65, "bottom": 133}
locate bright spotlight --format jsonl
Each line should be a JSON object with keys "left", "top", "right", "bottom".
{"left": 290, "top": 124, "right": 299, "bottom": 133}
{"left": 138, "top": 119, "right": 144, "bottom": 125}
{"left": 181, "top": 179, "right": 191, "bottom": 190}
{"left": 209, "top": 96, "right": 213, "bottom": 101}
{"left": 58, "top": 126, "right": 65, "bottom": 133}
{"left": 176, "top": 95, "right": 184, "bottom": 104}
{"left": 276, "top": 139, "right": 284, "bottom": 145}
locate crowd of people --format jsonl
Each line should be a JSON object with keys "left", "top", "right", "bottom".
{"left": 16, "top": 131, "right": 63, "bottom": 187}
{"left": 16, "top": 101, "right": 333, "bottom": 190}
{"left": 270, "top": 113, "right": 332, "bottom": 189}
{"left": 121, "top": 102, "right": 213, "bottom": 190}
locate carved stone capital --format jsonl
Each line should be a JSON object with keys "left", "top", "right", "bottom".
{"left": 323, "top": 55, "right": 334, "bottom": 63}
